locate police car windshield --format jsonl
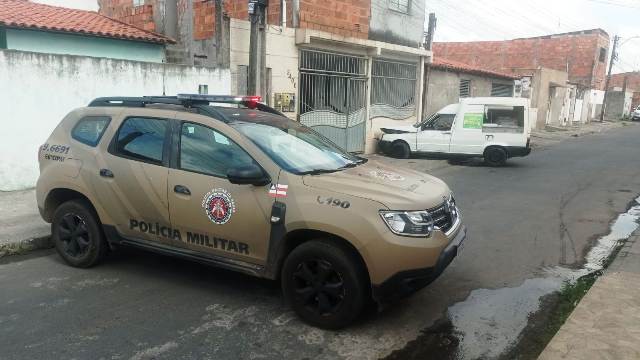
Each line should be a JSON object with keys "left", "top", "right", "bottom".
{"left": 226, "top": 110, "right": 363, "bottom": 175}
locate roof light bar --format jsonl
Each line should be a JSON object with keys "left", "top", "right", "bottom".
{"left": 177, "top": 94, "right": 262, "bottom": 103}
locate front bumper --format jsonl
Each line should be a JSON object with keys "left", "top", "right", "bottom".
{"left": 372, "top": 225, "right": 467, "bottom": 302}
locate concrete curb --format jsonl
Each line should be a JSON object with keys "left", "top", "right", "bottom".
{"left": 0, "top": 235, "right": 53, "bottom": 258}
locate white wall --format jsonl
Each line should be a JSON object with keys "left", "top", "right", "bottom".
{"left": 0, "top": 50, "right": 230, "bottom": 191}
{"left": 229, "top": 19, "right": 299, "bottom": 111}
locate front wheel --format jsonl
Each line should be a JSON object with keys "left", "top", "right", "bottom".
{"left": 281, "top": 240, "right": 368, "bottom": 329}
{"left": 389, "top": 141, "right": 411, "bottom": 159}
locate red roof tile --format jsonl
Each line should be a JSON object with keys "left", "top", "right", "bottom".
{"left": 0, "top": 0, "right": 174, "bottom": 44}
{"left": 431, "top": 57, "right": 518, "bottom": 80}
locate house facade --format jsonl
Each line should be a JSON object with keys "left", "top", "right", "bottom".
{"left": 433, "top": 29, "right": 611, "bottom": 127}
{"left": 424, "top": 57, "right": 517, "bottom": 118}
{"left": 98, "top": 0, "right": 432, "bottom": 154}
{"left": 0, "top": 0, "right": 173, "bottom": 62}
{"left": 610, "top": 71, "right": 640, "bottom": 111}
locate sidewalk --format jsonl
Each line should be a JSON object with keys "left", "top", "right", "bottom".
{"left": 0, "top": 189, "right": 51, "bottom": 257}
{"left": 538, "top": 232, "right": 640, "bottom": 359}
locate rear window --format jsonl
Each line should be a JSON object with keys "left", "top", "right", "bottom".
{"left": 71, "top": 116, "right": 110, "bottom": 146}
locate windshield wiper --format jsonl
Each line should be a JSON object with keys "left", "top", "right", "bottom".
{"left": 298, "top": 168, "right": 341, "bottom": 175}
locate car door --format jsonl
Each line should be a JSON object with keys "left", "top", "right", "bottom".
{"left": 93, "top": 112, "right": 172, "bottom": 245}
{"left": 416, "top": 113, "right": 455, "bottom": 153}
{"left": 167, "top": 118, "right": 273, "bottom": 265}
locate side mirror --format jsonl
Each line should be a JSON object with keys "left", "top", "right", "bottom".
{"left": 227, "top": 164, "right": 270, "bottom": 186}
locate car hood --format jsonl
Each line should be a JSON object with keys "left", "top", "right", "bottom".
{"left": 302, "top": 160, "right": 451, "bottom": 210}
{"left": 380, "top": 125, "right": 418, "bottom": 134}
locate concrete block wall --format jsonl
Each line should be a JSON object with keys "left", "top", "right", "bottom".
{"left": 610, "top": 72, "right": 640, "bottom": 92}
{"left": 0, "top": 49, "right": 231, "bottom": 191}
{"left": 433, "top": 29, "right": 610, "bottom": 90}
{"left": 298, "top": 0, "right": 370, "bottom": 39}
{"left": 98, "top": 0, "right": 155, "bottom": 31}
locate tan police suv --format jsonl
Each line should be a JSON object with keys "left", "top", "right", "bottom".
{"left": 36, "top": 95, "right": 467, "bottom": 329}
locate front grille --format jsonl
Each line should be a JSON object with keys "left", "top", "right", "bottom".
{"left": 429, "top": 202, "right": 455, "bottom": 233}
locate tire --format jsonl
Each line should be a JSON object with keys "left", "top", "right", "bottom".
{"left": 52, "top": 200, "right": 108, "bottom": 268}
{"left": 484, "top": 147, "right": 507, "bottom": 167}
{"left": 390, "top": 141, "right": 411, "bottom": 159}
{"left": 281, "top": 239, "right": 368, "bottom": 329}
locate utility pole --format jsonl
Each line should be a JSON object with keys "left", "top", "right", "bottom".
{"left": 600, "top": 35, "right": 619, "bottom": 121}
{"left": 248, "top": 0, "right": 267, "bottom": 96}
{"left": 425, "top": 13, "right": 436, "bottom": 50}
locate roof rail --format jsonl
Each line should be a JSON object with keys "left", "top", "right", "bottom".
{"left": 87, "top": 96, "right": 195, "bottom": 107}
{"left": 87, "top": 94, "right": 286, "bottom": 117}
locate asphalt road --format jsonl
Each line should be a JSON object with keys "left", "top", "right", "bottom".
{"left": 2, "top": 124, "right": 640, "bottom": 360}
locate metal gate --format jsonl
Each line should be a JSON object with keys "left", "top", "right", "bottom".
{"left": 299, "top": 50, "right": 367, "bottom": 153}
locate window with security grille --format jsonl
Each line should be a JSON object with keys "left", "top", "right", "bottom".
{"left": 388, "top": 0, "right": 410, "bottom": 13}
{"left": 459, "top": 79, "right": 471, "bottom": 98}
{"left": 491, "top": 83, "right": 514, "bottom": 97}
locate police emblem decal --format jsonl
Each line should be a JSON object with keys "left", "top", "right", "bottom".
{"left": 202, "top": 188, "right": 236, "bottom": 225}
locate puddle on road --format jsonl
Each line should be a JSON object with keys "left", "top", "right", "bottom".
{"left": 388, "top": 196, "right": 640, "bottom": 360}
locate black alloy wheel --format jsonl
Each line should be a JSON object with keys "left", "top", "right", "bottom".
{"left": 52, "top": 200, "right": 108, "bottom": 268}
{"left": 292, "top": 259, "right": 346, "bottom": 316}
{"left": 58, "top": 213, "right": 91, "bottom": 258}
{"left": 282, "top": 239, "right": 368, "bottom": 329}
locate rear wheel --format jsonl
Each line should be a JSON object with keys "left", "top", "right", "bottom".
{"left": 52, "top": 200, "right": 107, "bottom": 268}
{"left": 281, "top": 240, "right": 368, "bottom": 329}
{"left": 389, "top": 141, "right": 411, "bottom": 159}
{"left": 484, "top": 147, "right": 507, "bottom": 166}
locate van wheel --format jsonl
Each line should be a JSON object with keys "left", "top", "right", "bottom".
{"left": 281, "top": 240, "right": 368, "bottom": 329}
{"left": 390, "top": 141, "right": 411, "bottom": 159}
{"left": 484, "top": 147, "right": 507, "bottom": 166}
{"left": 52, "top": 200, "right": 107, "bottom": 268}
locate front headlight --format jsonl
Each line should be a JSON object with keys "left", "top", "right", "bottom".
{"left": 379, "top": 210, "right": 434, "bottom": 237}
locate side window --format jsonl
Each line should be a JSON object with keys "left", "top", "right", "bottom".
{"left": 484, "top": 106, "right": 525, "bottom": 132}
{"left": 179, "top": 123, "right": 255, "bottom": 177}
{"left": 71, "top": 116, "right": 110, "bottom": 147}
{"left": 114, "top": 117, "right": 168, "bottom": 164}
{"left": 423, "top": 114, "right": 455, "bottom": 131}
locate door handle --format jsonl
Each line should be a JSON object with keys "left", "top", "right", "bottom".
{"left": 443, "top": 132, "right": 452, "bottom": 135}
{"left": 99, "top": 169, "right": 114, "bottom": 178}
{"left": 174, "top": 185, "right": 191, "bottom": 195}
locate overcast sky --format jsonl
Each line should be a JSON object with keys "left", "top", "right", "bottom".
{"left": 33, "top": 0, "right": 639, "bottom": 74}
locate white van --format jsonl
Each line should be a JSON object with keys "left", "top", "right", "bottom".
{"left": 378, "top": 97, "right": 531, "bottom": 166}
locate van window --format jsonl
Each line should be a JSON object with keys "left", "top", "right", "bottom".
{"left": 423, "top": 114, "right": 455, "bottom": 131}
{"left": 484, "top": 106, "right": 524, "bottom": 133}
{"left": 71, "top": 116, "right": 110, "bottom": 147}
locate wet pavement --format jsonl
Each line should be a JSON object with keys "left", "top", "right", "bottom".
{"left": 1, "top": 124, "right": 640, "bottom": 359}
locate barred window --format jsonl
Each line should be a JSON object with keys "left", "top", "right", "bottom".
{"left": 388, "top": 0, "right": 410, "bottom": 13}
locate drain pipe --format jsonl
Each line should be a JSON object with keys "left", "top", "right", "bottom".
{"left": 292, "top": 0, "right": 299, "bottom": 28}
{"left": 280, "top": 0, "right": 287, "bottom": 28}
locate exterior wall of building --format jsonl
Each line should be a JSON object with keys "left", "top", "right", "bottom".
{"left": 298, "top": 0, "right": 370, "bottom": 39}
{"left": 424, "top": 68, "right": 514, "bottom": 117}
{"left": 4, "top": 28, "right": 165, "bottom": 62}
{"left": 369, "top": 0, "right": 424, "bottom": 47}
{"left": 433, "top": 29, "right": 610, "bottom": 90}
{"left": 229, "top": 18, "right": 298, "bottom": 112}
{"left": 604, "top": 90, "right": 633, "bottom": 120}
{"left": 0, "top": 49, "right": 231, "bottom": 191}
{"left": 511, "top": 67, "right": 570, "bottom": 128}
{"left": 610, "top": 71, "right": 640, "bottom": 91}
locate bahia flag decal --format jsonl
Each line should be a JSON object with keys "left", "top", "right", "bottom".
{"left": 269, "top": 183, "right": 288, "bottom": 198}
